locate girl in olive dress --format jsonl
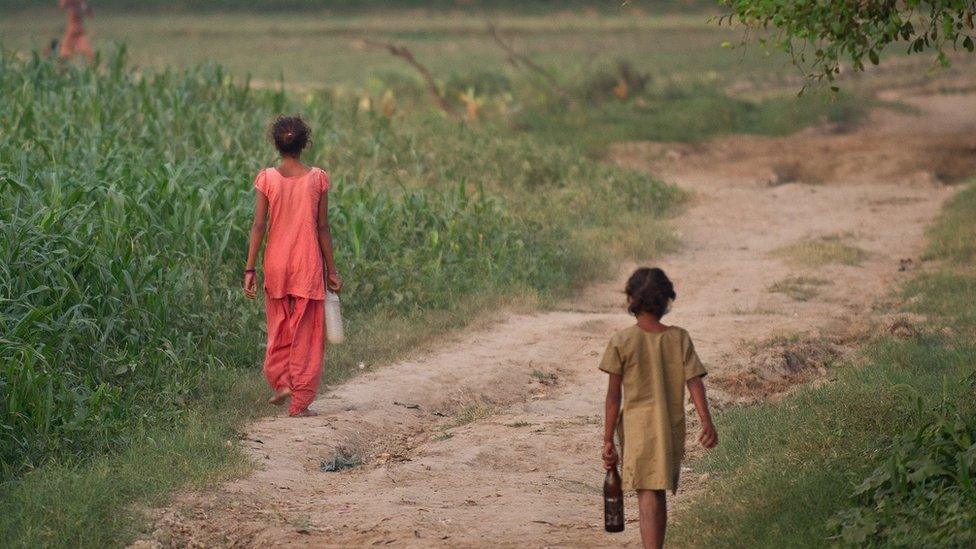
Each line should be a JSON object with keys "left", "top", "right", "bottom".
{"left": 600, "top": 267, "right": 718, "bottom": 549}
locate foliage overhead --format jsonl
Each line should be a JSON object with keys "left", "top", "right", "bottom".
{"left": 720, "top": 0, "right": 976, "bottom": 86}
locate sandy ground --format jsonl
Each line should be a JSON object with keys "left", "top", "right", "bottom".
{"left": 137, "top": 90, "right": 975, "bottom": 548}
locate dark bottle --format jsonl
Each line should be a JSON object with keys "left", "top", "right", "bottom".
{"left": 604, "top": 465, "right": 624, "bottom": 532}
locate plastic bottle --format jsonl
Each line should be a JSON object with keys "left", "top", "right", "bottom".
{"left": 325, "top": 291, "right": 344, "bottom": 344}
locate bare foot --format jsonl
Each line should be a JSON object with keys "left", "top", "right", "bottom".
{"left": 268, "top": 388, "right": 292, "bottom": 405}
{"left": 289, "top": 409, "right": 318, "bottom": 417}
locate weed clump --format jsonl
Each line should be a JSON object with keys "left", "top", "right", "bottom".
{"left": 772, "top": 235, "right": 869, "bottom": 268}
{"left": 320, "top": 447, "right": 363, "bottom": 472}
{"left": 768, "top": 276, "right": 831, "bottom": 301}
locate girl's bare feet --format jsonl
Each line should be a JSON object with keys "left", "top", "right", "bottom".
{"left": 268, "top": 388, "right": 292, "bottom": 405}
{"left": 289, "top": 409, "right": 318, "bottom": 417}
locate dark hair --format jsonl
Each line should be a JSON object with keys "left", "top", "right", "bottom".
{"left": 268, "top": 115, "right": 311, "bottom": 157}
{"left": 625, "top": 267, "right": 676, "bottom": 318}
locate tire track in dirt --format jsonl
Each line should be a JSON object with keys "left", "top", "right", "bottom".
{"left": 138, "top": 93, "right": 974, "bottom": 548}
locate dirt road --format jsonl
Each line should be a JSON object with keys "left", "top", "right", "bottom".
{"left": 140, "top": 92, "right": 975, "bottom": 548}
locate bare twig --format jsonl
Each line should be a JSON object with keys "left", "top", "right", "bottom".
{"left": 360, "top": 38, "right": 459, "bottom": 119}
{"left": 486, "top": 22, "right": 575, "bottom": 107}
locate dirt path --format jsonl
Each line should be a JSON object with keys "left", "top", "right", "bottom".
{"left": 140, "top": 92, "right": 975, "bottom": 548}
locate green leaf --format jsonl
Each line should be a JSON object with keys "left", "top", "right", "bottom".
{"left": 853, "top": 468, "right": 890, "bottom": 496}
{"left": 901, "top": 22, "right": 915, "bottom": 40}
{"left": 907, "top": 459, "right": 948, "bottom": 483}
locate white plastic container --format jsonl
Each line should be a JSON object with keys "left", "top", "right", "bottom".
{"left": 325, "top": 291, "right": 345, "bottom": 344}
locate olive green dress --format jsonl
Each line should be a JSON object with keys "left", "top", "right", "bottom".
{"left": 599, "top": 325, "right": 706, "bottom": 493}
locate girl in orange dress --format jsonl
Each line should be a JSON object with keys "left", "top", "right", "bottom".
{"left": 244, "top": 116, "right": 342, "bottom": 417}
{"left": 58, "top": 0, "right": 94, "bottom": 63}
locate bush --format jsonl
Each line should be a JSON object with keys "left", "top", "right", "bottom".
{"left": 829, "top": 396, "right": 976, "bottom": 547}
{"left": 578, "top": 61, "right": 651, "bottom": 104}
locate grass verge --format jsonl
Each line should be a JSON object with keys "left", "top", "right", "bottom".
{"left": 0, "top": 384, "right": 258, "bottom": 547}
{"left": 669, "top": 184, "right": 976, "bottom": 547}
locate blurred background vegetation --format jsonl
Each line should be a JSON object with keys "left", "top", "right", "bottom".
{"left": 1, "top": 0, "right": 873, "bottom": 157}
{"left": 1, "top": 0, "right": 719, "bottom": 13}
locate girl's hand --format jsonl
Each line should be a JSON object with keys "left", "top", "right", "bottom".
{"left": 602, "top": 441, "right": 619, "bottom": 470}
{"left": 243, "top": 271, "right": 257, "bottom": 299}
{"left": 699, "top": 420, "right": 718, "bottom": 449}
{"left": 327, "top": 270, "right": 343, "bottom": 294}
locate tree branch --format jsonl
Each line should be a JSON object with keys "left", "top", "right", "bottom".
{"left": 361, "top": 38, "right": 459, "bottom": 119}
{"left": 486, "top": 22, "right": 575, "bottom": 107}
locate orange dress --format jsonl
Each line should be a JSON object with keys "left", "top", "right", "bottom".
{"left": 254, "top": 167, "right": 331, "bottom": 415}
{"left": 60, "top": 0, "right": 93, "bottom": 60}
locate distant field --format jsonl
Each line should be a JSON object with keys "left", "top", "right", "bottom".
{"left": 1, "top": 9, "right": 787, "bottom": 88}
{"left": 2, "top": 0, "right": 720, "bottom": 14}
{"left": 5, "top": 8, "right": 871, "bottom": 153}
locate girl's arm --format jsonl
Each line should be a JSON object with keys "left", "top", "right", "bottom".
{"left": 317, "top": 190, "right": 342, "bottom": 293}
{"left": 603, "top": 373, "right": 623, "bottom": 470}
{"left": 243, "top": 190, "right": 269, "bottom": 299}
{"left": 687, "top": 376, "right": 718, "bottom": 448}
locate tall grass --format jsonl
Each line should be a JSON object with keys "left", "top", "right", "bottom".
{"left": 2, "top": 51, "right": 269, "bottom": 477}
{"left": 0, "top": 48, "right": 679, "bottom": 545}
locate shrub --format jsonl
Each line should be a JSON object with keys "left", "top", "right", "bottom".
{"left": 829, "top": 395, "right": 976, "bottom": 548}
